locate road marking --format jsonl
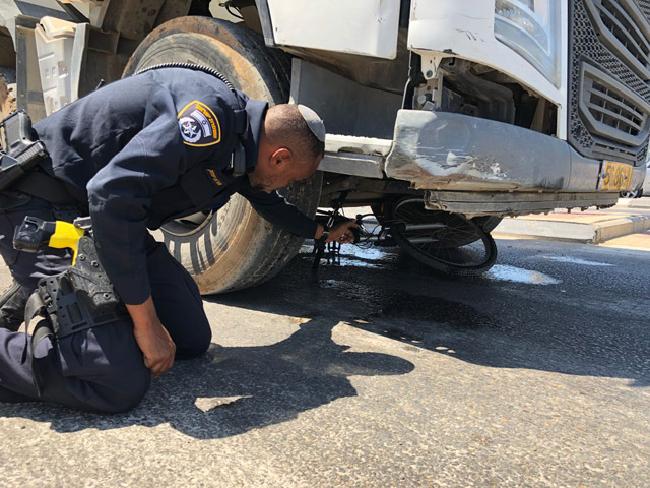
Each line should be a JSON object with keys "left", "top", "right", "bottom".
{"left": 537, "top": 256, "right": 613, "bottom": 266}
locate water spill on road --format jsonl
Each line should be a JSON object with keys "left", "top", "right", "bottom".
{"left": 537, "top": 256, "right": 613, "bottom": 267}
{"left": 484, "top": 265, "right": 562, "bottom": 285}
{"left": 340, "top": 245, "right": 388, "bottom": 261}
{"left": 339, "top": 245, "right": 393, "bottom": 268}
{"left": 320, "top": 279, "right": 496, "bottom": 328}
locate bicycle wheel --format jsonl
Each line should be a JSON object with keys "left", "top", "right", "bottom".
{"left": 388, "top": 198, "right": 497, "bottom": 276}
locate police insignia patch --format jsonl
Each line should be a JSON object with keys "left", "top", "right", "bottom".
{"left": 177, "top": 100, "right": 221, "bottom": 146}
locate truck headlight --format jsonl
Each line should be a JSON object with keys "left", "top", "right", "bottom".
{"left": 495, "top": 0, "right": 561, "bottom": 86}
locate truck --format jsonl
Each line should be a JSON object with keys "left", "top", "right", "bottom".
{"left": 1, "top": 0, "right": 648, "bottom": 293}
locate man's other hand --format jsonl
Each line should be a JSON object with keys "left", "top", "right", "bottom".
{"left": 126, "top": 297, "right": 176, "bottom": 376}
{"left": 326, "top": 220, "right": 358, "bottom": 244}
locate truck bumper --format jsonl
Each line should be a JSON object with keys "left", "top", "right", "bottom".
{"left": 387, "top": 109, "right": 642, "bottom": 192}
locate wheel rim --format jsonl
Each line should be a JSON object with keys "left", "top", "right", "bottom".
{"left": 162, "top": 210, "right": 214, "bottom": 237}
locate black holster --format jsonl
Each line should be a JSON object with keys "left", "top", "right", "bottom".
{"left": 23, "top": 236, "right": 127, "bottom": 396}
{"left": 36, "top": 236, "right": 127, "bottom": 339}
{"left": 0, "top": 111, "right": 48, "bottom": 192}
{"left": 1, "top": 110, "right": 74, "bottom": 205}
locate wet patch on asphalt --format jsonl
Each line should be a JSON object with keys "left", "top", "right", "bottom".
{"left": 316, "top": 278, "right": 494, "bottom": 328}
{"left": 483, "top": 264, "right": 562, "bottom": 285}
{"left": 301, "top": 243, "right": 396, "bottom": 269}
{"left": 304, "top": 243, "right": 564, "bottom": 288}
{"left": 213, "top": 238, "right": 650, "bottom": 387}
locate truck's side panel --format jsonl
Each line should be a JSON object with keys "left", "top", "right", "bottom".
{"left": 265, "top": 0, "right": 400, "bottom": 59}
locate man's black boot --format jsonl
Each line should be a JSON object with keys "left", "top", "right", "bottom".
{"left": 0, "top": 280, "right": 32, "bottom": 331}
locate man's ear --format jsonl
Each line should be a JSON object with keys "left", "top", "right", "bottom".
{"left": 270, "top": 147, "right": 292, "bottom": 169}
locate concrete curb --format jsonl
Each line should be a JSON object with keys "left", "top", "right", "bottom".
{"left": 494, "top": 214, "right": 650, "bottom": 243}
{"left": 616, "top": 197, "right": 650, "bottom": 209}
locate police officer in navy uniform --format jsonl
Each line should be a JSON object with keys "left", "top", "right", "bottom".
{"left": 0, "top": 66, "right": 356, "bottom": 412}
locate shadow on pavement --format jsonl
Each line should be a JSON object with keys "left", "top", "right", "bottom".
{"left": 0, "top": 316, "right": 414, "bottom": 438}
{"left": 212, "top": 251, "right": 650, "bottom": 388}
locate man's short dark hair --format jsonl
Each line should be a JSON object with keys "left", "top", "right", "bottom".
{"left": 265, "top": 104, "right": 325, "bottom": 162}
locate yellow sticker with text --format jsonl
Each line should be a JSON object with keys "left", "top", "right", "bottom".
{"left": 177, "top": 101, "right": 221, "bottom": 147}
{"left": 599, "top": 161, "right": 633, "bottom": 191}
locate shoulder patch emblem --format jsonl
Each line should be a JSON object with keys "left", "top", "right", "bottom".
{"left": 177, "top": 100, "right": 221, "bottom": 147}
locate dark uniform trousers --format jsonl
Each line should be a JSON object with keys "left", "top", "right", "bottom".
{"left": 0, "top": 192, "right": 212, "bottom": 413}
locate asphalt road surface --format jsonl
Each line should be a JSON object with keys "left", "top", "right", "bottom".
{"left": 0, "top": 236, "right": 648, "bottom": 487}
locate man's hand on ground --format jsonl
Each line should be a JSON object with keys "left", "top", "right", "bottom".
{"left": 126, "top": 297, "right": 177, "bottom": 376}
{"left": 133, "top": 321, "right": 176, "bottom": 376}
{"left": 326, "top": 221, "right": 358, "bottom": 244}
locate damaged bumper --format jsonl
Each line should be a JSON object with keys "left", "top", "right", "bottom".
{"left": 385, "top": 109, "right": 646, "bottom": 194}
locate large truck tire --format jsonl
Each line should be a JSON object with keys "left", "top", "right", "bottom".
{"left": 123, "top": 17, "right": 322, "bottom": 295}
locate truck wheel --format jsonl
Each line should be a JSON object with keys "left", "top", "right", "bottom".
{"left": 123, "top": 17, "right": 322, "bottom": 294}
{"left": 0, "top": 68, "right": 16, "bottom": 118}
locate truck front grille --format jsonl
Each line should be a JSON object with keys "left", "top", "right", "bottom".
{"left": 569, "top": 0, "right": 650, "bottom": 165}
{"left": 581, "top": 64, "right": 650, "bottom": 145}
{"left": 586, "top": 0, "right": 650, "bottom": 79}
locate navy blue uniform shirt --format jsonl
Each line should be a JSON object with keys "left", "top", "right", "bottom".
{"left": 33, "top": 68, "right": 318, "bottom": 304}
